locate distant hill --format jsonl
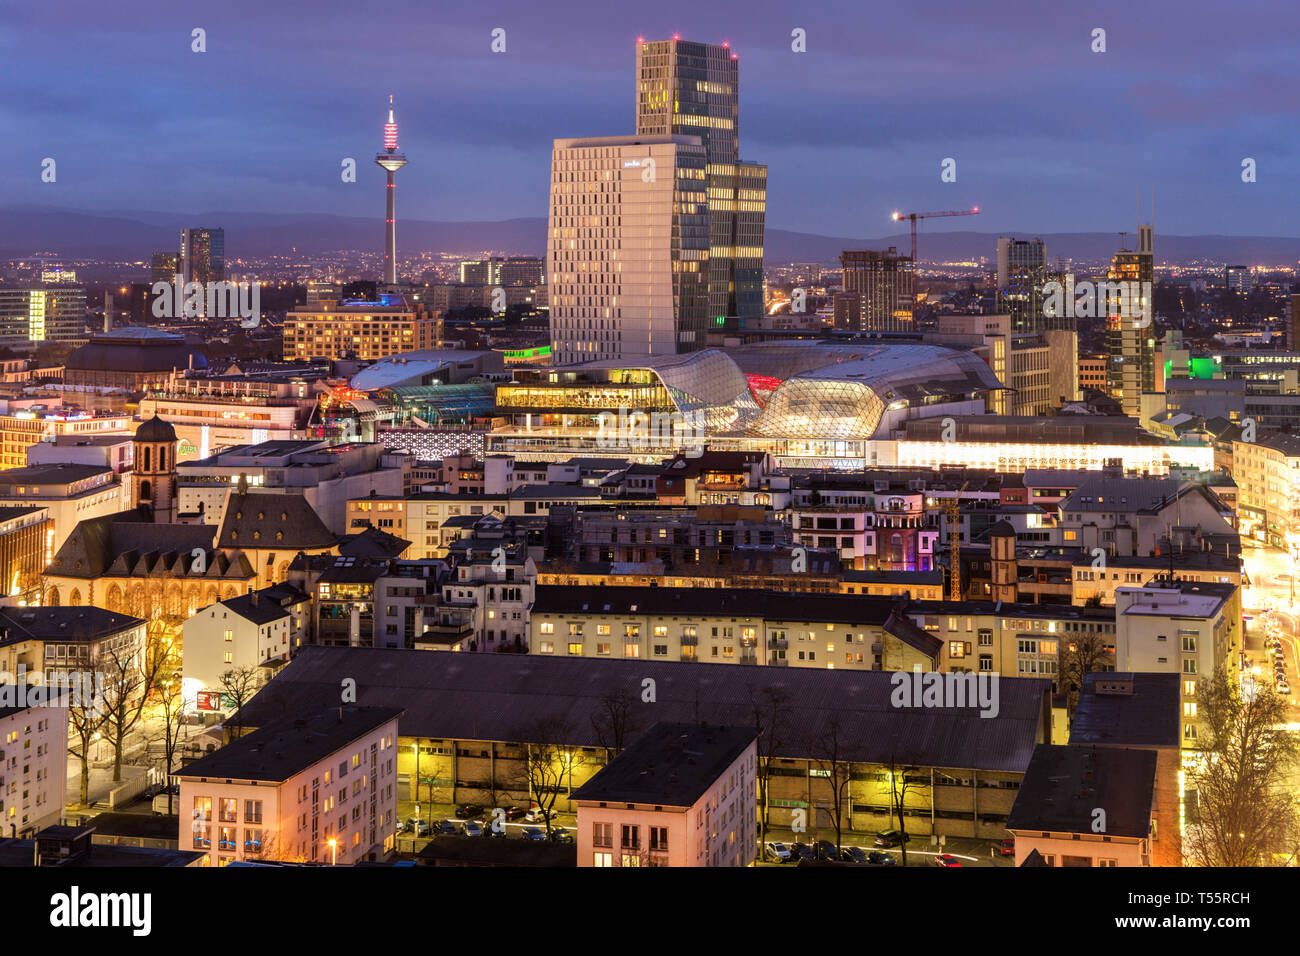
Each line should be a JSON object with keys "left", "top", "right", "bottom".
{"left": 3, "top": 205, "right": 1299, "bottom": 267}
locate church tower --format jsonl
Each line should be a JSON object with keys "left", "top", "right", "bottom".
{"left": 132, "top": 414, "right": 179, "bottom": 523}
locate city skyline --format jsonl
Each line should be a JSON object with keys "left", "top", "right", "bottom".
{"left": 3, "top": 0, "right": 1299, "bottom": 238}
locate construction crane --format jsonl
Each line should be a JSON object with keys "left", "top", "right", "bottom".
{"left": 942, "top": 481, "right": 969, "bottom": 601}
{"left": 890, "top": 207, "right": 981, "bottom": 264}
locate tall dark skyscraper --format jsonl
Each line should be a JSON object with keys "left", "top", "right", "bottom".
{"left": 1106, "top": 223, "right": 1155, "bottom": 417}
{"left": 997, "top": 237, "right": 1050, "bottom": 332}
{"left": 374, "top": 95, "right": 408, "bottom": 286}
{"left": 635, "top": 38, "right": 766, "bottom": 321}
{"left": 179, "top": 228, "right": 225, "bottom": 286}
{"left": 150, "top": 252, "right": 178, "bottom": 285}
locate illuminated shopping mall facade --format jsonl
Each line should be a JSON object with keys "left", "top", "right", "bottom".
{"left": 486, "top": 342, "right": 1214, "bottom": 473}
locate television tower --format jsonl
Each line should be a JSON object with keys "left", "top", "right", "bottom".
{"left": 374, "top": 94, "right": 408, "bottom": 285}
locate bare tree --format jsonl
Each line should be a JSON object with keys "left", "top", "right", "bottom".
{"left": 590, "top": 686, "right": 639, "bottom": 762}
{"left": 1060, "top": 632, "right": 1110, "bottom": 723}
{"left": 150, "top": 675, "right": 187, "bottom": 814}
{"left": 1186, "top": 667, "right": 1300, "bottom": 866}
{"left": 747, "top": 684, "right": 791, "bottom": 850}
{"left": 100, "top": 629, "right": 170, "bottom": 782}
{"left": 886, "top": 745, "right": 925, "bottom": 866}
{"left": 812, "top": 711, "right": 853, "bottom": 857}
{"left": 66, "top": 689, "right": 106, "bottom": 806}
{"left": 218, "top": 665, "right": 263, "bottom": 741}
{"left": 516, "top": 715, "right": 583, "bottom": 837}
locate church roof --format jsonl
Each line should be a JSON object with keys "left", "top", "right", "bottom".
{"left": 216, "top": 493, "right": 337, "bottom": 552}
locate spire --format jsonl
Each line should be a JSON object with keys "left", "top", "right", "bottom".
{"left": 383, "top": 94, "right": 399, "bottom": 151}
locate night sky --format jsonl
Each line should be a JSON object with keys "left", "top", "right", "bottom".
{"left": 3, "top": 0, "right": 1298, "bottom": 237}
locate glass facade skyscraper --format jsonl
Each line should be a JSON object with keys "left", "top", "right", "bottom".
{"left": 635, "top": 39, "right": 766, "bottom": 322}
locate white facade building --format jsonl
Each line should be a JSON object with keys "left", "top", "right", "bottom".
{"left": 548, "top": 135, "right": 709, "bottom": 365}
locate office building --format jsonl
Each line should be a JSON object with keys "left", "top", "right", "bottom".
{"left": 458, "top": 257, "right": 545, "bottom": 287}
{"left": 150, "top": 253, "right": 178, "bottom": 285}
{"left": 1105, "top": 224, "right": 1155, "bottom": 417}
{"left": 996, "top": 237, "right": 1052, "bottom": 333}
{"left": 635, "top": 38, "right": 766, "bottom": 321}
{"left": 0, "top": 405, "right": 131, "bottom": 470}
{"left": 179, "top": 228, "right": 225, "bottom": 288}
{"left": 0, "top": 286, "right": 86, "bottom": 350}
{"left": 0, "top": 464, "right": 127, "bottom": 553}
{"left": 548, "top": 135, "right": 709, "bottom": 364}
{"left": 839, "top": 247, "right": 914, "bottom": 332}
{"left": 1224, "top": 265, "right": 1251, "bottom": 296}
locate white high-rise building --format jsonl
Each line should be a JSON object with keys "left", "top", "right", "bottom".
{"left": 547, "top": 135, "right": 709, "bottom": 365}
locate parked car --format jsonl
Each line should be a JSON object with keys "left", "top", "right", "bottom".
{"left": 435, "top": 820, "right": 455, "bottom": 836}
{"left": 867, "top": 851, "right": 897, "bottom": 866}
{"left": 764, "top": 841, "right": 793, "bottom": 863}
{"left": 521, "top": 826, "right": 547, "bottom": 841}
{"left": 873, "top": 829, "right": 910, "bottom": 848}
{"left": 502, "top": 805, "right": 527, "bottom": 821}
{"left": 1279, "top": 683, "right": 1291, "bottom": 695}
{"left": 524, "top": 808, "right": 552, "bottom": 824}
{"left": 839, "top": 846, "right": 869, "bottom": 864}
{"left": 790, "top": 842, "right": 816, "bottom": 863}
{"left": 998, "top": 839, "right": 1016, "bottom": 856}
{"left": 933, "top": 853, "right": 962, "bottom": 867}
{"left": 814, "top": 840, "right": 839, "bottom": 861}
{"left": 550, "top": 827, "right": 574, "bottom": 844}
{"left": 461, "top": 820, "right": 484, "bottom": 837}
{"left": 454, "top": 804, "right": 485, "bottom": 820}
{"left": 405, "top": 818, "right": 432, "bottom": 837}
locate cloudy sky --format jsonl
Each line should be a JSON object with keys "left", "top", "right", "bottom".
{"left": 2, "top": 0, "right": 1297, "bottom": 236}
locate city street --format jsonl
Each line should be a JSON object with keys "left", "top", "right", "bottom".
{"left": 1240, "top": 543, "right": 1299, "bottom": 709}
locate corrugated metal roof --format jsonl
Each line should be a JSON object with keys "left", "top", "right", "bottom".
{"left": 238, "top": 646, "right": 1051, "bottom": 773}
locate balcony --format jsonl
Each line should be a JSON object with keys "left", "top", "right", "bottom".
{"left": 767, "top": 636, "right": 788, "bottom": 649}
{"left": 680, "top": 634, "right": 698, "bottom": 646}
{"left": 768, "top": 655, "right": 788, "bottom": 666}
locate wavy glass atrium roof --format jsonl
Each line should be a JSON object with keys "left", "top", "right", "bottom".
{"left": 738, "top": 343, "right": 1004, "bottom": 440}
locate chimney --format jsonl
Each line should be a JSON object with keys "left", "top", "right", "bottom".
{"left": 250, "top": 590, "right": 259, "bottom": 608}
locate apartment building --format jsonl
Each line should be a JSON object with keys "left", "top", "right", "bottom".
{"left": 1007, "top": 744, "right": 1157, "bottom": 867}
{"left": 176, "top": 705, "right": 403, "bottom": 866}
{"left": 1231, "top": 432, "right": 1300, "bottom": 547}
{"left": 528, "top": 586, "right": 935, "bottom": 671}
{"left": 1114, "top": 579, "right": 1242, "bottom": 747}
{"left": 573, "top": 722, "right": 757, "bottom": 867}
{"left": 182, "top": 586, "right": 307, "bottom": 693}
{"left": 1071, "top": 549, "right": 1242, "bottom": 606}
{"left": 0, "top": 701, "right": 69, "bottom": 835}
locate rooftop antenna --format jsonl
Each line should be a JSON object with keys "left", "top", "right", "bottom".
{"left": 1118, "top": 231, "right": 1129, "bottom": 252}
